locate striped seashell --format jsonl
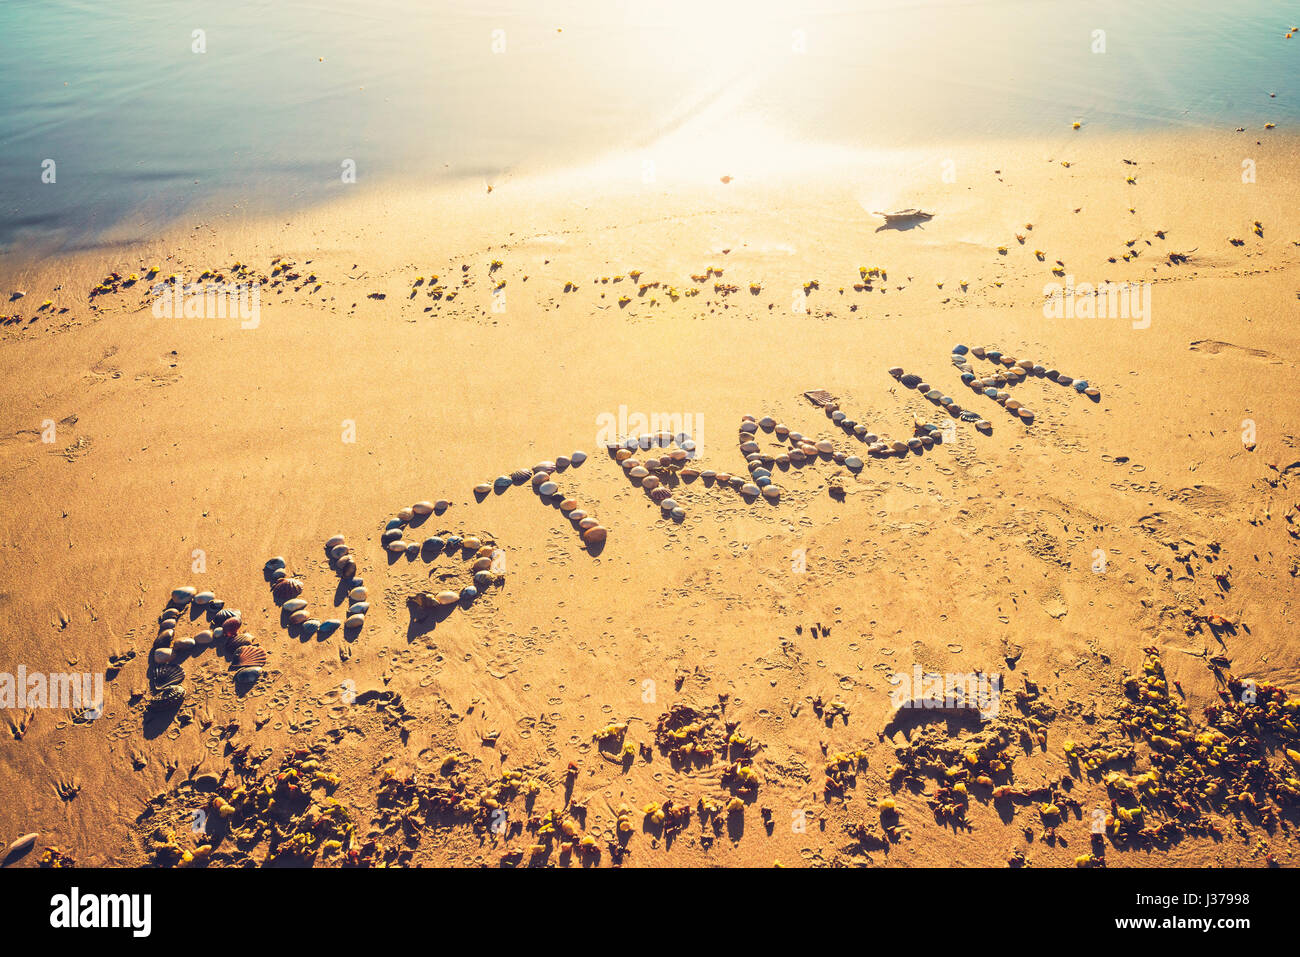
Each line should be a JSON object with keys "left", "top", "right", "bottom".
{"left": 582, "top": 525, "right": 607, "bottom": 544}
{"left": 149, "top": 663, "right": 184, "bottom": 689}
{"left": 272, "top": 577, "right": 303, "bottom": 600}
{"left": 511, "top": 469, "right": 532, "bottom": 483}
{"left": 228, "top": 632, "right": 253, "bottom": 650}
{"left": 150, "top": 685, "right": 186, "bottom": 706}
{"left": 650, "top": 487, "right": 672, "bottom": 504}
{"left": 237, "top": 646, "right": 268, "bottom": 668}
{"left": 555, "top": 455, "right": 570, "bottom": 469}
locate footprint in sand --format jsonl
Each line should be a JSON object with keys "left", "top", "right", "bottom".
{"left": 1188, "top": 339, "right": 1283, "bottom": 362}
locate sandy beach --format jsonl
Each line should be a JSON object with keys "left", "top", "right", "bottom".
{"left": 0, "top": 121, "right": 1297, "bottom": 868}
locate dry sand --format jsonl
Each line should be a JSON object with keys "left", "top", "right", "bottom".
{"left": 1, "top": 129, "right": 1298, "bottom": 867}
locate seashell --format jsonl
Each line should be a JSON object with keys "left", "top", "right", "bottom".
{"left": 775, "top": 453, "right": 791, "bottom": 466}
{"left": 272, "top": 578, "right": 304, "bottom": 600}
{"left": 739, "top": 441, "right": 759, "bottom": 454}
{"left": 337, "top": 557, "right": 357, "bottom": 577}
{"left": 1044, "top": 369, "right": 1059, "bottom": 380}
{"left": 831, "top": 410, "right": 846, "bottom": 423}
{"left": 194, "top": 629, "right": 214, "bottom": 646}
{"left": 424, "top": 536, "right": 445, "bottom": 552}
{"left": 888, "top": 366, "right": 904, "bottom": 377}
{"left": 907, "top": 438, "right": 923, "bottom": 451}
{"left": 534, "top": 461, "right": 557, "bottom": 474}
{"left": 680, "top": 467, "right": 699, "bottom": 480}
{"left": 301, "top": 620, "right": 320, "bottom": 635}
{"left": 237, "top": 646, "right": 268, "bottom": 668}
{"left": 153, "top": 648, "right": 175, "bottom": 664}
{"left": 560, "top": 498, "right": 577, "bottom": 511}
{"left": 413, "top": 501, "right": 435, "bottom": 515}
{"left": 759, "top": 416, "right": 776, "bottom": 430}
{"left": 1018, "top": 408, "right": 1034, "bottom": 422}
{"left": 474, "top": 483, "right": 492, "bottom": 495}
{"left": 987, "top": 350, "right": 1002, "bottom": 362}
{"left": 668, "top": 448, "right": 689, "bottom": 463}
{"left": 319, "top": 620, "right": 342, "bottom": 635}
{"left": 472, "top": 556, "right": 493, "bottom": 572}
{"left": 925, "top": 389, "right": 942, "bottom": 401}
{"left": 642, "top": 475, "right": 661, "bottom": 491}
{"left": 405, "top": 543, "right": 420, "bottom": 558}
{"left": 324, "top": 536, "right": 345, "bottom": 550}
{"left": 568, "top": 510, "right": 587, "bottom": 522}
{"left": 671, "top": 507, "right": 685, "bottom": 520}
{"left": 511, "top": 469, "right": 532, "bottom": 484}
{"left": 382, "top": 527, "right": 404, "bottom": 545}
{"left": 845, "top": 455, "right": 864, "bottom": 470}
{"left": 150, "top": 685, "right": 186, "bottom": 706}
{"left": 975, "top": 419, "right": 992, "bottom": 432}
{"left": 775, "top": 424, "right": 790, "bottom": 437}
{"left": 650, "top": 487, "right": 672, "bottom": 504}
{"left": 842, "top": 419, "right": 856, "bottom": 431}
{"left": 223, "top": 616, "right": 242, "bottom": 635}
{"left": 789, "top": 449, "right": 806, "bottom": 463}
{"left": 228, "top": 632, "right": 252, "bottom": 650}
{"left": 349, "top": 586, "right": 367, "bottom": 602}
{"left": 916, "top": 382, "right": 930, "bottom": 394}
{"left": 628, "top": 466, "right": 649, "bottom": 480}
{"left": 582, "top": 526, "right": 607, "bottom": 544}
{"left": 739, "top": 422, "right": 758, "bottom": 435}
{"left": 983, "top": 387, "right": 998, "bottom": 399}
{"left": 461, "top": 536, "right": 482, "bottom": 551}
{"left": 741, "top": 483, "right": 760, "bottom": 497}
{"left": 234, "top": 667, "right": 262, "bottom": 685}
{"left": 345, "top": 614, "right": 365, "bottom": 629}
{"left": 397, "top": 507, "right": 415, "bottom": 522}
{"left": 953, "top": 344, "right": 969, "bottom": 355}
{"left": 460, "top": 585, "right": 478, "bottom": 602}
{"left": 493, "top": 476, "right": 512, "bottom": 490}
{"left": 901, "top": 373, "right": 921, "bottom": 388}
{"left": 173, "top": 636, "right": 196, "bottom": 653}
{"left": 701, "top": 470, "right": 717, "bottom": 480}
{"left": 435, "top": 499, "right": 451, "bottom": 511}
{"left": 891, "top": 440, "right": 908, "bottom": 454}
{"left": 788, "top": 432, "right": 803, "bottom": 443}
{"left": 435, "top": 590, "right": 460, "bottom": 605}
{"left": 387, "top": 540, "right": 409, "bottom": 553}
{"left": 578, "top": 517, "right": 599, "bottom": 530}
{"left": 571, "top": 450, "right": 588, "bottom": 465}
{"left": 832, "top": 452, "right": 846, "bottom": 465}
{"left": 615, "top": 448, "right": 633, "bottom": 462}
{"left": 815, "top": 440, "right": 834, "bottom": 454}
{"left": 1006, "top": 399, "right": 1022, "bottom": 411}
{"left": 171, "top": 586, "right": 197, "bottom": 605}
{"left": 556, "top": 455, "right": 571, "bottom": 470}
{"left": 971, "top": 346, "right": 986, "bottom": 358}
{"left": 716, "top": 472, "right": 731, "bottom": 483}
{"left": 211, "top": 627, "right": 224, "bottom": 641}
{"left": 1084, "top": 387, "right": 1100, "bottom": 398}
{"left": 473, "top": 570, "right": 493, "bottom": 589}
{"left": 1073, "top": 379, "right": 1089, "bottom": 392}
{"left": 149, "top": 663, "right": 184, "bottom": 688}
{"left": 289, "top": 610, "right": 311, "bottom": 625}
{"left": 1017, "top": 359, "right": 1034, "bottom": 371}
{"left": 538, "top": 481, "right": 559, "bottom": 496}
{"left": 761, "top": 485, "right": 780, "bottom": 500}
{"left": 659, "top": 497, "right": 678, "bottom": 511}
{"left": 1057, "top": 375, "right": 1073, "bottom": 386}
{"left": 193, "top": 591, "right": 215, "bottom": 606}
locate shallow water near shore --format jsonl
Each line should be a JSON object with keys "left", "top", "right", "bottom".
{"left": 0, "top": 0, "right": 1295, "bottom": 254}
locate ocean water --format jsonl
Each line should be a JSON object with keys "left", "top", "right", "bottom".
{"left": 0, "top": 0, "right": 1294, "bottom": 253}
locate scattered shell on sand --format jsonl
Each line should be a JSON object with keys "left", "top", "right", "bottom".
{"left": 642, "top": 474, "right": 661, "bottom": 490}
{"left": 474, "top": 483, "right": 492, "bottom": 495}
{"left": 349, "top": 586, "right": 367, "bottom": 602}
{"left": 397, "top": 507, "right": 414, "bottom": 522}
{"left": 234, "top": 667, "right": 262, "bottom": 685}
{"left": 237, "top": 646, "right": 268, "bottom": 668}
{"left": 571, "top": 450, "right": 588, "bottom": 465}
{"left": 582, "top": 525, "right": 607, "bottom": 544}
{"left": 628, "top": 466, "right": 649, "bottom": 480}
{"left": 153, "top": 648, "right": 175, "bottom": 664}
{"left": 412, "top": 501, "right": 435, "bottom": 515}
{"left": 345, "top": 614, "right": 366, "bottom": 630}
{"left": 171, "top": 586, "right": 197, "bottom": 605}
